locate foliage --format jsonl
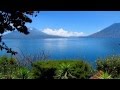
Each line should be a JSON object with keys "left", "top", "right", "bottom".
{"left": 15, "top": 67, "right": 31, "bottom": 79}
{"left": 31, "top": 60, "right": 93, "bottom": 79}
{"left": 0, "top": 56, "right": 93, "bottom": 79}
{"left": 0, "top": 56, "right": 31, "bottom": 79}
{"left": 96, "top": 55, "right": 120, "bottom": 78}
{"left": 100, "top": 71, "right": 112, "bottom": 79}
{"left": 2, "top": 55, "right": 120, "bottom": 79}
{"left": 0, "top": 11, "right": 39, "bottom": 55}
{"left": 0, "top": 56, "right": 18, "bottom": 75}
{"left": 31, "top": 61, "right": 56, "bottom": 79}
{"left": 70, "top": 61, "right": 93, "bottom": 79}
{"left": 55, "top": 63, "right": 76, "bottom": 79}
{"left": 90, "top": 70, "right": 112, "bottom": 79}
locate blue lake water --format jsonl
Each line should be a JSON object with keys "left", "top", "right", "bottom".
{"left": 1, "top": 38, "right": 120, "bottom": 64}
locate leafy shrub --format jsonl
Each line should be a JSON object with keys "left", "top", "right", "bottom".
{"left": 0, "top": 56, "right": 94, "bottom": 79}
{"left": 90, "top": 70, "right": 112, "bottom": 79}
{"left": 31, "top": 61, "right": 56, "bottom": 79}
{"left": 15, "top": 67, "right": 31, "bottom": 79}
{"left": 55, "top": 63, "right": 76, "bottom": 79}
{"left": 0, "top": 56, "right": 18, "bottom": 77}
{"left": 71, "top": 61, "right": 93, "bottom": 79}
{"left": 0, "top": 56, "right": 31, "bottom": 79}
{"left": 31, "top": 60, "right": 93, "bottom": 79}
{"left": 96, "top": 55, "right": 120, "bottom": 78}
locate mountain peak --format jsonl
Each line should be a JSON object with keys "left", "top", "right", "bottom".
{"left": 89, "top": 23, "right": 120, "bottom": 38}
{"left": 109, "top": 23, "right": 120, "bottom": 27}
{"left": 112, "top": 22, "right": 120, "bottom": 25}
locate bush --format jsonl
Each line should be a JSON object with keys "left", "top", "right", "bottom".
{"left": 96, "top": 55, "right": 120, "bottom": 78}
{"left": 31, "top": 61, "right": 56, "bottom": 79}
{"left": 0, "top": 56, "right": 18, "bottom": 78}
{"left": 0, "top": 56, "right": 94, "bottom": 79}
{"left": 71, "top": 61, "right": 93, "bottom": 79}
{"left": 90, "top": 70, "right": 112, "bottom": 79}
{"left": 15, "top": 67, "right": 31, "bottom": 79}
{"left": 55, "top": 63, "right": 76, "bottom": 79}
{"left": 31, "top": 60, "right": 93, "bottom": 79}
{"left": 0, "top": 56, "right": 31, "bottom": 79}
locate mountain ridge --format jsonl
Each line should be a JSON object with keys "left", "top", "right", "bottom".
{"left": 3, "top": 27, "right": 64, "bottom": 39}
{"left": 88, "top": 23, "right": 120, "bottom": 38}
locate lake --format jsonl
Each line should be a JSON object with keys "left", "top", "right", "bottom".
{"left": 1, "top": 38, "right": 120, "bottom": 64}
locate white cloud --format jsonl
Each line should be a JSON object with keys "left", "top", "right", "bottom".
{"left": 42, "top": 28, "right": 84, "bottom": 37}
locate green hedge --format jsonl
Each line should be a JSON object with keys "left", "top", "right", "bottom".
{"left": 31, "top": 60, "right": 93, "bottom": 79}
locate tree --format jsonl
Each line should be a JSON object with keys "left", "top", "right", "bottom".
{"left": 0, "top": 11, "right": 39, "bottom": 55}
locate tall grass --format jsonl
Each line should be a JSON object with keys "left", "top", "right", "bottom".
{"left": 13, "top": 49, "right": 50, "bottom": 69}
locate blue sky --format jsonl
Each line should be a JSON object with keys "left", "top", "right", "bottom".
{"left": 26, "top": 11, "right": 120, "bottom": 36}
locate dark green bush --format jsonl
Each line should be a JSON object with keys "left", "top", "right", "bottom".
{"left": 31, "top": 61, "right": 56, "bottom": 79}
{"left": 71, "top": 61, "right": 93, "bottom": 79}
{"left": 31, "top": 60, "right": 93, "bottom": 79}
{"left": 96, "top": 55, "right": 120, "bottom": 78}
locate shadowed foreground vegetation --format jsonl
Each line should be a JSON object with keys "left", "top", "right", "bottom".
{"left": 0, "top": 55, "right": 120, "bottom": 79}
